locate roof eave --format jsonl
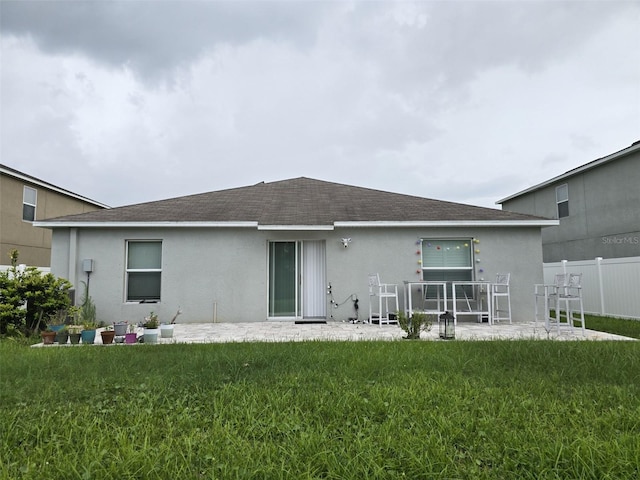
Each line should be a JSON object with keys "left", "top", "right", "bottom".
{"left": 335, "top": 220, "right": 558, "bottom": 227}
{"left": 33, "top": 221, "right": 260, "bottom": 228}
{"left": 34, "top": 219, "right": 558, "bottom": 229}
{"left": 1, "top": 165, "right": 110, "bottom": 209}
{"left": 257, "top": 225, "right": 335, "bottom": 231}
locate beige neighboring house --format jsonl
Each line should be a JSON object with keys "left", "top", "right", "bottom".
{"left": 0, "top": 164, "right": 109, "bottom": 267}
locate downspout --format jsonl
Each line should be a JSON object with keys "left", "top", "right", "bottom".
{"left": 68, "top": 228, "right": 78, "bottom": 291}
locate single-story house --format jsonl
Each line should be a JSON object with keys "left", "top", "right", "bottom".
{"left": 34, "top": 177, "right": 556, "bottom": 324}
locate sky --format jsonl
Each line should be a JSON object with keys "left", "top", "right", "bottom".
{"left": 1, "top": 0, "right": 639, "bottom": 210}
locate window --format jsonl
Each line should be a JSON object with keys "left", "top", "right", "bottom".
{"left": 126, "top": 241, "right": 162, "bottom": 302}
{"left": 23, "top": 186, "right": 37, "bottom": 222}
{"left": 556, "top": 184, "right": 569, "bottom": 218}
{"left": 421, "top": 239, "right": 473, "bottom": 295}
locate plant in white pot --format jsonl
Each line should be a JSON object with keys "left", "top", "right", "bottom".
{"left": 143, "top": 312, "right": 160, "bottom": 344}
{"left": 160, "top": 307, "right": 182, "bottom": 338}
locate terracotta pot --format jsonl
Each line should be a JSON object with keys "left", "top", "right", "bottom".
{"left": 41, "top": 331, "right": 56, "bottom": 345}
{"left": 100, "top": 330, "right": 115, "bottom": 345}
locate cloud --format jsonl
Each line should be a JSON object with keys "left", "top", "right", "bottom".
{"left": 1, "top": 1, "right": 638, "bottom": 209}
{"left": 1, "top": 1, "right": 329, "bottom": 83}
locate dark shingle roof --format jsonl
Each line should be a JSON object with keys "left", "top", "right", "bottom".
{"left": 38, "top": 177, "right": 549, "bottom": 225}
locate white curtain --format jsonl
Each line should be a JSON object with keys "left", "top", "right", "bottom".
{"left": 302, "top": 241, "right": 326, "bottom": 318}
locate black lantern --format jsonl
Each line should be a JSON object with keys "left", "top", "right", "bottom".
{"left": 439, "top": 311, "right": 455, "bottom": 340}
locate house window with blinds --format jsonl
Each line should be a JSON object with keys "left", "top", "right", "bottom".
{"left": 126, "top": 241, "right": 162, "bottom": 302}
{"left": 23, "top": 186, "right": 37, "bottom": 222}
{"left": 556, "top": 184, "right": 569, "bottom": 218}
{"left": 421, "top": 239, "right": 473, "bottom": 295}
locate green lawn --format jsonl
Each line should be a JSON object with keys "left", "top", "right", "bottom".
{"left": 583, "top": 314, "right": 640, "bottom": 339}
{"left": 1, "top": 340, "right": 639, "bottom": 479}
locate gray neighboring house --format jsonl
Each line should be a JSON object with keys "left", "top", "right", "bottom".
{"left": 34, "top": 177, "right": 555, "bottom": 324}
{"left": 497, "top": 141, "right": 640, "bottom": 262}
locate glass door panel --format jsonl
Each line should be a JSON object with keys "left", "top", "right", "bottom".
{"left": 269, "top": 242, "right": 298, "bottom": 317}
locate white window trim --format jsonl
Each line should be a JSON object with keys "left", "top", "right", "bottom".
{"left": 556, "top": 184, "right": 569, "bottom": 218}
{"left": 125, "top": 240, "right": 163, "bottom": 303}
{"left": 23, "top": 186, "right": 37, "bottom": 222}
{"left": 421, "top": 239, "right": 474, "bottom": 272}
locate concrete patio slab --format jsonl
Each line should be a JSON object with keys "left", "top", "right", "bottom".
{"left": 33, "top": 320, "right": 634, "bottom": 346}
{"left": 163, "top": 321, "right": 634, "bottom": 343}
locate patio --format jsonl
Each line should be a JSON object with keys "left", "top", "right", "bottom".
{"left": 34, "top": 320, "right": 635, "bottom": 346}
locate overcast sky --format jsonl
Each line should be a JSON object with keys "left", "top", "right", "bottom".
{"left": 1, "top": 0, "right": 639, "bottom": 210}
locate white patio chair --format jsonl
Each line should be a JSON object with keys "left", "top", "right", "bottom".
{"left": 368, "top": 273, "right": 398, "bottom": 326}
{"left": 491, "top": 273, "right": 512, "bottom": 323}
{"left": 548, "top": 273, "right": 586, "bottom": 335}
{"left": 555, "top": 273, "right": 586, "bottom": 335}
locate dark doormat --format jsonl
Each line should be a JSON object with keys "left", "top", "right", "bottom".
{"left": 295, "top": 320, "right": 327, "bottom": 324}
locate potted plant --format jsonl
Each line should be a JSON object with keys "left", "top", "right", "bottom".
{"left": 397, "top": 311, "right": 433, "bottom": 340}
{"left": 143, "top": 312, "right": 160, "bottom": 344}
{"left": 113, "top": 321, "right": 128, "bottom": 337}
{"left": 47, "top": 309, "right": 67, "bottom": 334}
{"left": 54, "top": 325, "right": 69, "bottom": 345}
{"left": 125, "top": 323, "right": 138, "bottom": 344}
{"left": 100, "top": 325, "right": 115, "bottom": 345}
{"left": 40, "top": 326, "right": 57, "bottom": 345}
{"left": 67, "top": 306, "right": 83, "bottom": 344}
{"left": 81, "top": 322, "right": 97, "bottom": 344}
{"left": 160, "top": 307, "right": 182, "bottom": 338}
{"left": 78, "top": 288, "right": 98, "bottom": 344}
{"left": 68, "top": 324, "right": 83, "bottom": 344}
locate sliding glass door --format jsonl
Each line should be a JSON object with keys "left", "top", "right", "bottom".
{"left": 268, "top": 240, "right": 326, "bottom": 319}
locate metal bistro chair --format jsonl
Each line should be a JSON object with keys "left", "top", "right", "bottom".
{"left": 368, "top": 273, "right": 399, "bottom": 326}
{"left": 549, "top": 273, "right": 586, "bottom": 335}
{"left": 491, "top": 273, "right": 512, "bottom": 324}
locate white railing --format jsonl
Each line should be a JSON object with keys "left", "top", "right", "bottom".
{"left": 543, "top": 257, "right": 640, "bottom": 320}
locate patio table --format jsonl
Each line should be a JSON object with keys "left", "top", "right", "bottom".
{"left": 451, "top": 281, "right": 492, "bottom": 325}
{"left": 403, "top": 281, "right": 448, "bottom": 318}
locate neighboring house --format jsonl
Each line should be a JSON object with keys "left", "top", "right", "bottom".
{"left": 497, "top": 141, "right": 640, "bottom": 262}
{"left": 0, "top": 164, "right": 108, "bottom": 267}
{"left": 34, "top": 177, "right": 555, "bottom": 324}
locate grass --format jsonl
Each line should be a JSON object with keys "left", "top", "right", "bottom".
{"left": 582, "top": 314, "right": 640, "bottom": 340}
{"left": 1, "top": 339, "right": 639, "bottom": 479}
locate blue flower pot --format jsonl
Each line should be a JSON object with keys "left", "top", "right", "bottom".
{"left": 81, "top": 329, "right": 96, "bottom": 344}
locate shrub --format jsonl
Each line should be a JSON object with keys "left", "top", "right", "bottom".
{"left": 397, "top": 311, "right": 433, "bottom": 339}
{"left": 0, "top": 251, "right": 72, "bottom": 334}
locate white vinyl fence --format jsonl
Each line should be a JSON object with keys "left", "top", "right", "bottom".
{"left": 543, "top": 257, "right": 640, "bottom": 320}
{"left": 0, "top": 264, "right": 51, "bottom": 275}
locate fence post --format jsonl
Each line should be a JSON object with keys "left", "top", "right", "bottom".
{"left": 595, "top": 257, "right": 605, "bottom": 315}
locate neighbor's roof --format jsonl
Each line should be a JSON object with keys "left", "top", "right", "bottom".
{"left": 497, "top": 140, "right": 640, "bottom": 204}
{"left": 34, "top": 177, "right": 555, "bottom": 230}
{"left": 0, "top": 164, "right": 110, "bottom": 209}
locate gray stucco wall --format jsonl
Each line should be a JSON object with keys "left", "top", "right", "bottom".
{"left": 502, "top": 152, "right": 640, "bottom": 262}
{"left": 50, "top": 225, "right": 543, "bottom": 324}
